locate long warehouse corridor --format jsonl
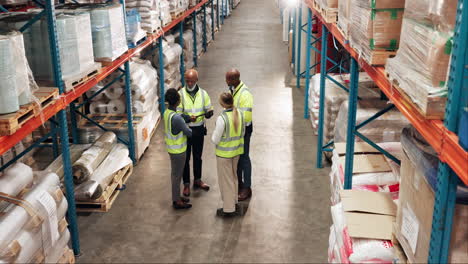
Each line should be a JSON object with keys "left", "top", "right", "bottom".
{"left": 77, "top": 0, "right": 331, "bottom": 262}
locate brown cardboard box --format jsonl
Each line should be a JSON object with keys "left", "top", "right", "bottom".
{"left": 405, "top": 0, "right": 457, "bottom": 32}
{"left": 395, "top": 151, "right": 468, "bottom": 263}
{"left": 369, "top": 0, "right": 405, "bottom": 9}
{"left": 340, "top": 190, "right": 397, "bottom": 240}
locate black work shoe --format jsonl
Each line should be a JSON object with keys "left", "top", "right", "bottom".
{"left": 216, "top": 208, "right": 238, "bottom": 217}
{"left": 238, "top": 188, "right": 252, "bottom": 201}
{"left": 193, "top": 180, "right": 210, "bottom": 191}
{"left": 173, "top": 201, "right": 192, "bottom": 210}
{"left": 183, "top": 185, "right": 191, "bottom": 197}
{"left": 181, "top": 197, "right": 190, "bottom": 203}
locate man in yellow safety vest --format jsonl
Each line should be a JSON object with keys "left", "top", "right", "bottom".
{"left": 177, "top": 69, "right": 214, "bottom": 196}
{"left": 226, "top": 69, "right": 254, "bottom": 201}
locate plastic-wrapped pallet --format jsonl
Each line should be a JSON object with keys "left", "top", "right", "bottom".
{"left": 385, "top": 0, "right": 457, "bottom": 118}
{"left": 0, "top": 30, "right": 35, "bottom": 114}
{"left": 88, "top": 4, "right": 128, "bottom": 62}
{"left": 126, "top": 0, "right": 162, "bottom": 33}
{"left": 153, "top": 38, "right": 183, "bottom": 92}
{"left": 159, "top": 0, "right": 172, "bottom": 26}
{"left": 308, "top": 72, "right": 379, "bottom": 143}
{"left": 334, "top": 100, "right": 409, "bottom": 144}
{"left": 0, "top": 170, "right": 71, "bottom": 264}
{"left": 349, "top": 0, "right": 404, "bottom": 64}
{"left": 125, "top": 9, "right": 146, "bottom": 43}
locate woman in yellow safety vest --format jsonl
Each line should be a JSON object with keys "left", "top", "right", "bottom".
{"left": 164, "top": 88, "right": 193, "bottom": 210}
{"left": 211, "top": 92, "right": 245, "bottom": 217}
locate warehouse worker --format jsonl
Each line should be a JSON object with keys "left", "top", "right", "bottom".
{"left": 212, "top": 92, "right": 245, "bottom": 217}
{"left": 226, "top": 69, "right": 253, "bottom": 201}
{"left": 164, "top": 88, "right": 193, "bottom": 210}
{"left": 178, "top": 69, "right": 214, "bottom": 196}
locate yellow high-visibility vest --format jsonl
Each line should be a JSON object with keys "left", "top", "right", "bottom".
{"left": 164, "top": 109, "right": 187, "bottom": 154}
{"left": 177, "top": 86, "right": 213, "bottom": 127}
{"left": 216, "top": 109, "right": 245, "bottom": 158}
{"left": 233, "top": 82, "right": 253, "bottom": 126}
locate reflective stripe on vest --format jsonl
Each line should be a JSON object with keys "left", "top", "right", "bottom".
{"left": 233, "top": 83, "right": 253, "bottom": 126}
{"left": 164, "top": 110, "right": 187, "bottom": 154}
{"left": 179, "top": 87, "right": 210, "bottom": 127}
{"left": 215, "top": 109, "right": 244, "bottom": 158}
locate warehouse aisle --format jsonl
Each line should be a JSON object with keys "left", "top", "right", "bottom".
{"left": 77, "top": 0, "right": 331, "bottom": 262}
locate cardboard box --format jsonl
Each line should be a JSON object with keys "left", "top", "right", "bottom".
{"left": 320, "top": 0, "right": 338, "bottom": 9}
{"left": 335, "top": 142, "right": 392, "bottom": 175}
{"left": 395, "top": 151, "right": 468, "bottom": 263}
{"left": 405, "top": 0, "right": 457, "bottom": 32}
{"left": 369, "top": 0, "right": 405, "bottom": 9}
{"left": 340, "top": 190, "right": 397, "bottom": 240}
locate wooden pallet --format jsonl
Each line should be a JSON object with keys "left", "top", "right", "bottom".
{"left": 63, "top": 63, "right": 102, "bottom": 91}
{"left": 0, "top": 87, "right": 59, "bottom": 136}
{"left": 313, "top": 0, "right": 337, "bottom": 23}
{"left": 57, "top": 247, "right": 76, "bottom": 264}
{"left": 79, "top": 113, "right": 146, "bottom": 129}
{"left": 171, "top": 11, "right": 184, "bottom": 20}
{"left": 366, "top": 50, "right": 397, "bottom": 66}
{"left": 76, "top": 164, "right": 133, "bottom": 212}
{"left": 386, "top": 74, "right": 446, "bottom": 119}
{"left": 128, "top": 35, "right": 148, "bottom": 49}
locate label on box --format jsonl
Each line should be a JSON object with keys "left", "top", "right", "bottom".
{"left": 402, "top": 204, "right": 419, "bottom": 254}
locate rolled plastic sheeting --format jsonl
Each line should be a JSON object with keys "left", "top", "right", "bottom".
{"left": 106, "top": 98, "right": 126, "bottom": 114}
{"left": 45, "top": 230, "right": 71, "bottom": 263}
{"left": 0, "top": 163, "right": 33, "bottom": 197}
{"left": 0, "top": 31, "right": 27, "bottom": 114}
{"left": 90, "top": 101, "right": 109, "bottom": 114}
{"left": 44, "top": 144, "right": 90, "bottom": 180}
{"left": 104, "top": 85, "right": 124, "bottom": 99}
{"left": 86, "top": 84, "right": 108, "bottom": 101}
{"left": 89, "top": 4, "right": 128, "bottom": 61}
{"left": 75, "top": 143, "right": 131, "bottom": 200}
{"left": 72, "top": 132, "right": 117, "bottom": 184}
{"left": 0, "top": 173, "right": 60, "bottom": 251}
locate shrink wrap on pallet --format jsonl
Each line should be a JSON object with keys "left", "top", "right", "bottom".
{"left": 404, "top": 0, "right": 457, "bottom": 32}
{"left": 0, "top": 163, "right": 33, "bottom": 197}
{"left": 72, "top": 132, "right": 117, "bottom": 184}
{"left": 334, "top": 100, "right": 409, "bottom": 143}
{"left": 350, "top": 3, "right": 404, "bottom": 50}
{"left": 386, "top": 18, "right": 452, "bottom": 116}
{"left": 44, "top": 144, "right": 90, "bottom": 180}
{"left": 0, "top": 172, "right": 63, "bottom": 252}
{"left": 337, "top": 0, "right": 350, "bottom": 35}
{"left": 126, "top": 0, "right": 161, "bottom": 33}
{"left": 75, "top": 143, "right": 131, "bottom": 200}
{"left": 89, "top": 4, "right": 128, "bottom": 61}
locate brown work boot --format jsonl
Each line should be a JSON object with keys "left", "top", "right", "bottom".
{"left": 238, "top": 188, "right": 252, "bottom": 201}
{"left": 183, "top": 185, "right": 190, "bottom": 197}
{"left": 193, "top": 180, "right": 210, "bottom": 191}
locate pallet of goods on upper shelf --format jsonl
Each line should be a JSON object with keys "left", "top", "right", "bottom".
{"left": 312, "top": 0, "right": 337, "bottom": 24}
{"left": 348, "top": 0, "right": 405, "bottom": 66}
{"left": 0, "top": 88, "right": 59, "bottom": 136}
{"left": 0, "top": 163, "right": 74, "bottom": 264}
{"left": 386, "top": 0, "right": 457, "bottom": 120}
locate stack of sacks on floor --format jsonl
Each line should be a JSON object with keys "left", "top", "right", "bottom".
{"left": 394, "top": 126, "right": 468, "bottom": 263}
{"left": 71, "top": 132, "right": 132, "bottom": 200}
{"left": 86, "top": 58, "right": 159, "bottom": 115}
{"left": 349, "top": 0, "right": 405, "bottom": 64}
{"left": 334, "top": 100, "right": 409, "bottom": 144}
{"left": 0, "top": 30, "right": 38, "bottom": 114}
{"left": 0, "top": 11, "right": 96, "bottom": 93}
{"left": 386, "top": 0, "right": 457, "bottom": 118}
{"left": 125, "top": 0, "right": 161, "bottom": 33}
{"left": 308, "top": 72, "right": 378, "bottom": 143}
{"left": 0, "top": 163, "right": 74, "bottom": 264}
{"left": 153, "top": 35, "right": 183, "bottom": 91}
{"left": 159, "top": 0, "right": 172, "bottom": 26}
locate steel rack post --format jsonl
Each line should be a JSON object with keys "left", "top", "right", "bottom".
{"left": 429, "top": 0, "right": 467, "bottom": 262}
{"left": 295, "top": 0, "right": 302, "bottom": 88}
{"left": 303, "top": 8, "right": 312, "bottom": 119}
{"left": 216, "top": 0, "right": 220, "bottom": 29}
{"left": 211, "top": 0, "right": 215, "bottom": 40}
{"left": 123, "top": 61, "right": 136, "bottom": 164}
{"left": 158, "top": 36, "right": 166, "bottom": 113}
{"left": 44, "top": 0, "right": 80, "bottom": 255}
{"left": 203, "top": 3, "right": 207, "bottom": 52}
{"left": 179, "top": 20, "right": 186, "bottom": 84}
{"left": 343, "top": 57, "right": 359, "bottom": 189}
{"left": 69, "top": 102, "right": 79, "bottom": 143}
{"left": 49, "top": 117, "right": 59, "bottom": 158}
{"left": 291, "top": 7, "right": 296, "bottom": 65}
{"left": 315, "top": 23, "right": 328, "bottom": 168}
{"left": 221, "top": 0, "right": 224, "bottom": 24}
{"left": 193, "top": 13, "right": 198, "bottom": 67}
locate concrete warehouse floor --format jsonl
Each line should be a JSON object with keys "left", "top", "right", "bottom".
{"left": 77, "top": 0, "right": 331, "bottom": 262}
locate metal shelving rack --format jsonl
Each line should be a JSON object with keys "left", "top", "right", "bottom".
{"left": 295, "top": 0, "right": 468, "bottom": 262}
{"left": 0, "top": 0, "right": 221, "bottom": 256}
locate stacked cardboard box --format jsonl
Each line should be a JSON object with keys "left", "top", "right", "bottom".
{"left": 386, "top": 0, "right": 457, "bottom": 119}
{"left": 349, "top": 0, "right": 405, "bottom": 65}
